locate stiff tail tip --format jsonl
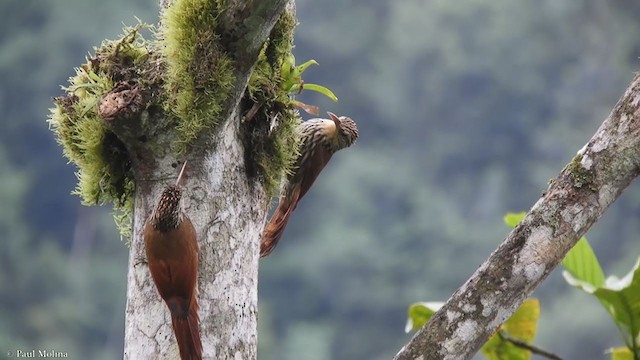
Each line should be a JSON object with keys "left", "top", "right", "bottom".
{"left": 171, "top": 306, "right": 202, "bottom": 360}
{"left": 260, "top": 192, "right": 299, "bottom": 257}
{"left": 260, "top": 222, "right": 284, "bottom": 257}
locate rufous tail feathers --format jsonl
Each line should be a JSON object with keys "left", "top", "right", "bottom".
{"left": 169, "top": 297, "right": 202, "bottom": 360}
{"left": 260, "top": 187, "right": 301, "bottom": 257}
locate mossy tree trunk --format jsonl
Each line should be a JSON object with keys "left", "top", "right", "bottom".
{"left": 49, "top": 0, "right": 298, "bottom": 356}
{"left": 114, "top": 0, "right": 292, "bottom": 358}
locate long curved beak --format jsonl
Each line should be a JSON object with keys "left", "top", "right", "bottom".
{"left": 176, "top": 160, "right": 188, "bottom": 187}
{"left": 327, "top": 111, "right": 341, "bottom": 128}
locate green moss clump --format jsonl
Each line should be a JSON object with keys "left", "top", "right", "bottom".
{"left": 242, "top": 11, "right": 301, "bottom": 197}
{"left": 161, "top": 0, "right": 235, "bottom": 152}
{"left": 565, "top": 154, "right": 596, "bottom": 191}
{"left": 48, "top": 24, "right": 150, "bottom": 239}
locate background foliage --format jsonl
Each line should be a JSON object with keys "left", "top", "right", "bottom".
{"left": 2, "top": 0, "right": 640, "bottom": 359}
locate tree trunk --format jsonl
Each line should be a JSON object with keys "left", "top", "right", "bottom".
{"left": 119, "top": 0, "right": 292, "bottom": 358}
{"left": 394, "top": 74, "right": 640, "bottom": 359}
{"left": 123, "top": 120, "right": 265, "bottom": 359}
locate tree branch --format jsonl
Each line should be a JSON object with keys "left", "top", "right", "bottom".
{"left": 218, "top": 0, "right": 291, "bottom": 72}
{"left": 394, "top": 74, "right": 640, "bottom": 360}
{"left": 498, "top": 332, "right": 564, "bottom": 360}
{"left": 218, "top": 0, "right": 292, "bottom": 119}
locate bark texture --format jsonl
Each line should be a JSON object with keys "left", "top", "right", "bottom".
{"left": 394, "top": 74, "right": 640, "bottom": 359}
{"left": 121, "top": 0, "right": 291, "bottom": 358}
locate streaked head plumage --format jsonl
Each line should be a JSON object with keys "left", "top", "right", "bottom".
{"left": 327, "top": 112, "right": 358, "bottom": 149}
{"left": 151, "top": 161, "right": 188, "bottom": 232}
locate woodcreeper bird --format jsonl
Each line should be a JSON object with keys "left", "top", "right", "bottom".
{"left": 144, "top": 161, "right": 202, "bottom": 360}
{"left": 260, "top": 112, "right": 359, "bottom": 257}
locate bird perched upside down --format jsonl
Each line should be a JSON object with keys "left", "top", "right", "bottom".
{"left": 260, "top": 112, "right": 359, "bottom": 257}
{"left": 144, "top": 162, "right": 202, "bottom": 360}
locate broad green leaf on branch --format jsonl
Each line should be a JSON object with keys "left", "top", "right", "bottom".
{"left": 564, "top": 258, "right": 640, "bottom": 354}
{"left": 503, "top": 212, "right": 526, "bottom": 228}
{"left": 609, "top": 347, "right": 634, "bottom": 360}
{"left": 481, "top": 298, "right": 541, "bottom": 360}
{"left": 404, "top": 302, "right": 444, "bottom": 333}
{"left": 561, "top": 236, "right": 605, "bottom": 288}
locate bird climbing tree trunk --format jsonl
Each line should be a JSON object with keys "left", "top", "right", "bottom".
{"left": 50, "top": 0, "right": 640, "bottom": 359}
{"left": 119, "top": 1, "right": 294, "bottom": 358}
{"left": 50, "top": 0, "right": 296, "bottom": 358}
{"left": 393, "top": 75, "right": 640, "bottom": 359}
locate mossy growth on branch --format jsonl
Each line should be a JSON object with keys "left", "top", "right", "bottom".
{"left": 161, "top": 0, "right": 235, "bottom": 153}
{"left": 565, "top": 153, "right": 596, "bottom": 191}
{"left": 242, "top": 11, "right": 302, "bottom": 198}
{"left": 48, "top": 24, "right": 152, "bottom": 239}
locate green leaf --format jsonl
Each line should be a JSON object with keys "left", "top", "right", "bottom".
{"left": 561, "top": 237, "right": 605, "bottom": 287}
{"left": 281, "top": 79, "right": 300, "bottom": 94}
{"left": 280, "top": 62, "right": 293, "bottom": 82}
{"left": 279, "top": 58, "right": 339, "bottom": 104}
{"left": 564, "top": 258, "right": 640, "bottom": 351}
{"left": 280, "top": 54, "right": 296, "bottom": 83}
{"left": 282, "top": 60, "right": 319, "bottom": 91}
{"left": 289, "top": 83, "right": 339, "bottom": 102}
{"left": 503, "top": 212, "right": 526, "bottom": 228}
{"left": 503, "top": 298, "right": 540, "bottom": 343}
{"left": 404, "top": 302, "right": 444, "bottom": 333}
{"left": 481, "top": 298, "right": 541, "bottom": 360}
{"left": 609, "top": 347, "right": 634, "bottom": 360}
{"left": 296, "top": 59, "right": 319, "bottom": 74}
{"left": 286, "top": 60, "right": 316, "bottom": 89}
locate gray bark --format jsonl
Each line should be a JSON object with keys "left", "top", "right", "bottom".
{"left": 121, "top": 0, "right": 290, "bottom": 358}
{"left": 394, "top": 75, "right": 640, "bottom": 359}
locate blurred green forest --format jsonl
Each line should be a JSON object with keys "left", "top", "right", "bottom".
{"left": 3, "top": 0, "right": 640, "bottom": 359}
